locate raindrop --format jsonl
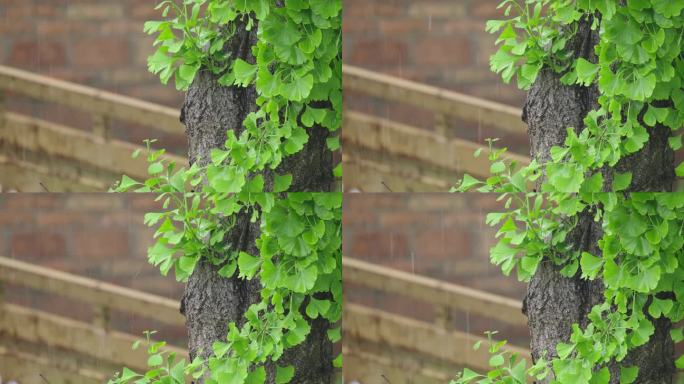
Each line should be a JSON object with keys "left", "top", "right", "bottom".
{"left": 410, "top": 250, "right": 415, "bottom": 274}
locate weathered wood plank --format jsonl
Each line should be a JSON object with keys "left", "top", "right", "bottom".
{"left": 0, "top": 65, "right": 184, "bottom": 135}
{"left": 344, "top": 304, "right": 531, "bottom": 372}
{"left": 0, "top": 256, "right": 185, "bottom": 326}
{"left": 343, "top": 111, "right": 530, "bottom": 179}
{"left": 0, "top": 155, "right": 105, "bottom": 192}
{"left": 0, "top": 303, "right": 188, "bottom": 372}
{"left": 343, "top": 65, "right": 527, "bottom": 135}
{"left": 343, "top": 257, "right": 527, "bottom": 327}
{"left": 343, "top": 346, "right": 449, "bottom": 384}
{"left": 0, "top": 112, "right": 188, "bottom": 181}
{"left": 0, "top": 346, "right": 105, "bottom": 384}
{"left": 343, "top": 154, "right": 453, "bottom": 192}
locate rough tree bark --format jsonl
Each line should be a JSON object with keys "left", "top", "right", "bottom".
{"left": 178, "top": 19, "right": 335, "bottom": 384}
{"left": 521, "top": 17, "right": 675, "bottom": 384}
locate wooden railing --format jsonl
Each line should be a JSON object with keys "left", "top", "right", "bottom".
{"left": 0, "top": 256, "right": 187, "bottom": 383}
{"left": 342, "top": 65, "right": 530, "bottom": 192}
{"left": 0, "top": 65, "right": 188, "bottom": 191}
{"left": 343, "top": 257, "right": 530, "bottom": 383}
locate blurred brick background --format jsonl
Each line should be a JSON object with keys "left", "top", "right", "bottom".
{"left": 0, "top": 194, "right": 186, "bottom": 345}
{"left": 342, "top": 0, "right": 531, "bottom": 167}
{"left": 0, "top": 0, "right": 186, "bottom": 152}
{"left": 0, "top": 0, "right": 181, "bottom": 106}
{"left": 343, "top": 0, "right": 524, "bottom": 106}
{"left": 343, "top": 193, "right": 529, "bottom": 344}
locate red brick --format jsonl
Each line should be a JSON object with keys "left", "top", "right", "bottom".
{"left": 378, "top": 211, "right": 441, "bottom": 228}
{"left": 0, "top": 211, "right": 35, "bottom": 227}
{"left": 408, "top": 2, "right": 467, "bottom": 18}
{"left": 470, "top": 1, "right": 507, "bottom": 19}
{"left": 342, "top": 16, "right": 377, "bottom": 35}
{"left": 415, "top": 230, "right": 471, "bottom": 260}
{"left": 344, "top": 2, "right": 404, "bottom": 18}
{"left": 1, "top": 195, "right": 62, "bottom": 210}
{"left": 72, "top": 230, "right": 130, "bottom": 259}
{"left": 11, "top": 232, "right": 67, "bottom": 259}
{"left": 128, "top": 194, "right": 163, "bottom": 210}
{"left": 8, "top": 40, "right": 67, "bottom": 68}
{"left": 346, "top": 231, "right": 409, "bottom": 259}
{"left": 36, "top": 20, "right": 98, "bottom": 36}
{"left": 36, "top": 212, "right": 94, "bottom": 227}
{"left": 0, "top": 233, "right": 6, "bottom": 256}
{"left": 413, "top": 37, "right": 472, "bottom": 66}
{"left": 378, "top": 19, "right": 430, "bottom": 35}
{"left": 34, "top": 3, "right": 64, "bottom": 18}
{"left": 129, "top": 3, "right": 164, "bottom": 19}
{"left": 67, "top": 3, "right": 123, "bottom": 20}
{"left": 344, "top": 194, "right": 407, "bottom": 213}
{"left": 347, "top": 39, "right": 408, "bottom": 67}
{"left": 65, "top": 195, "right": 125, "bottom": 210}
{"left": 71, "top": 38, "right": 130, "bottom": 68}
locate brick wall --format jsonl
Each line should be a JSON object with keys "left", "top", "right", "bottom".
{"left": 342, "top": 0, "right": 531, "bottom": 157}
{"left": 0, "top": 0, "right": 182, "bottom": 107}
{"left": 343, "top": 193, "right": 529, "bottom": 343}
{"left": 0, "top": 1, "right": 187, "bottom": 153}
{"left": 0, "top": 194, "right": 186, "bottom": 344}
{"left": 343, "top": 0, "right": 525, "bottom": 107}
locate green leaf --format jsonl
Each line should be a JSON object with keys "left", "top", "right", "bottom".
{"left": 576, "top": 58, "right": 599, "bottom": 86}
{"left": 620, "top": 366, "right": 638, "bottom": 384}
{"left": 648, "top": 298, "right": 673, "bottom": 318}
{"left": 589, "top": 367, "right": 610, "bottom": 384}
{"left": 121, "top": 367, "right": 139, "bottom": 381}
{"left": 218, "top": 261, "right": 237, "bottom": 278}
{"left": 623, "top": 73, "right": 656, "bottom": 101}
{"left": 310, "top": 0, "right": 341, "bottom": 18}
{"left": 305, "top": 298, "right": 331, "bottom": 319}
{"left": 556, "top": 342, "right": 575, "bottom": 359}
{"left": 490, "top": 161, "right": 506, "bottom": 174}
{"left": 178, "top": 256, "right": 198, "bottom": 274}
{"left": 676, "top": 355, "right": 684, "bottom": 369}
{"left": 148, "top": 162, "right": 164, "bottom": 175}
{"left": 238, "top": 252, "right": 261, "bottom": 279}
{"left": 273, "top": 174, "right": 293, "bottom": 193}
{"left": 147, "top": 354, "right": 163, "bottom": 367}
{"left": 117, "top": 175, "right": 140, "bottom": 191}
{"left": 281, "top": 74, "right": 314, "bottom": 101}
{"left": 245, "top": 366, "right": 266, "bottom": 384}
{"left": 612, "top": 172, "right": 632, "bottom": 191}
{"left": 284, "top": 126, "right": 309, "bottom": 155}
{"left": 233, "top": 59, "right": 258, "bottom": 87}
{"left": 275, "top": 365, "right": 295, "bottom": 384}
{"left": 489, "top": 354, "right": 505, "bottom": 367}
{"left": 580, "top": 252, "right": 603, "bottom": 279}
{"left": 676, "top": 162, "right": 684, "bottom": 177}
{"left": 457, "top": 174, "right": 482, "bottom": 191}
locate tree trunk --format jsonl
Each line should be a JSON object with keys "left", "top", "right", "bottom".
{"left": 178, "top": 19, "right": 334, "bottom": 383}
{"left": 521, "top": 17, "right": 675, "bottom": 384}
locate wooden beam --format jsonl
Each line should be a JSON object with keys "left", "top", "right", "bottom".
{"left": 343, "top": 65, "right": 527, "bottom": 135}
{"left": 0, "top": 155, "right": 106, "bottom": 192}
{"left": 0, "top": 346, "right": 105, "bottom": 384}
{"left": 343, "top": 111, "right": 530, "bottom": 179}
{"left": 0, "top": 256, "right": 185, "bottom": 326}
{"left": 0, "top": 303, "right": 188, "bottom": 372}
{"left": 343, "top": 346, "right": 449, "bottom": 384}
{"left": 344, "top": 304, "right": 531, "bottom": 372}
{"left": 0, "top": 65, "right": 184, "bottom": 135}
{"left": 343, "top": 257, "right": 527, "bottom": 327}
{"left": 1, "top": 112, "right": 188, "bottom": 182}
{"left": 343, "top": 155, "right": 453, "bottom": 192}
